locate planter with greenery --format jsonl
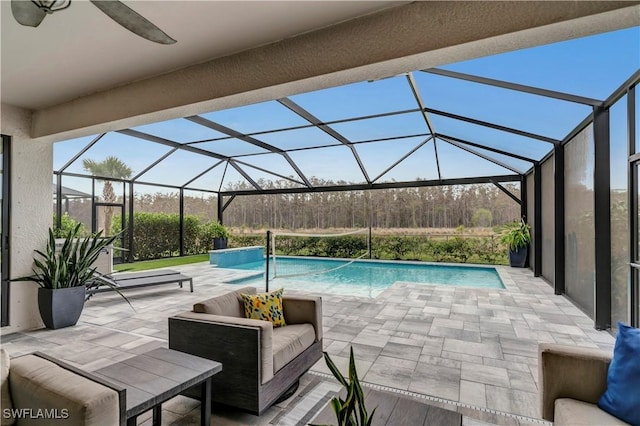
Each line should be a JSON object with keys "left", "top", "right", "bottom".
{"left": 16, "top": 224, "right": 129, "bottom": 329}
{"left": 206, "top": 221, "right": 230, "bottom": 250}
{"left": 311, "top": 347, "right": 376, "bottom": 426}
{"left": 500, "top": 219, "right": 531, "bottom": 268}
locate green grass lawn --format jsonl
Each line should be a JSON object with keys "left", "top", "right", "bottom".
{"left": 113, "top": 254, "right": 208, "bottom": 272}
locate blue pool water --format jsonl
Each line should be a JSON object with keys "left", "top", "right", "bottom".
{"left": 224, "top": 257, "right": 504, "bottom": 297}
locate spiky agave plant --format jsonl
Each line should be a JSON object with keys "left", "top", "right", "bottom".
{"left": 312, "top": 347, "right": 376, "bottom": 426}
{"left": 16, "top": 223, "right": 132, "bottom": 306}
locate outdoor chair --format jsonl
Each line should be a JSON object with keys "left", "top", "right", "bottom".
{"left": 539, "top": 343, "right": 629, "bottom": 425}
{"left": 168, "top": 286, "right": 322, "bottom": 415}
{"left": 1, "top": 349, "right": 125, "bottom": 425}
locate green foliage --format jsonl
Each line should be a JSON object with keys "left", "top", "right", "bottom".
{"left": 311, "top": 347, "right": 375, "bottom": 426}
{"left": 82, "top": 156, "right": 132, "bottom": 180}
{"left": 201, "top": 221, "right": 230, "bottom": 239}
{"left": 271, "top": 233, "right": 507, "bottom": 265}
{"left": 16, "top": 224, "right": 119, "bottom": 289}
{"left": 471, "top": 208, "right": 493, "bottom": 227}
{"left": 53, "top": 213, "right": 88, "bottom": 238}
{"left": 499, "top": 220, "right": 531, "bottom": 251}
{"left": 113, "top": 213, "right": 237, "bottom": 260}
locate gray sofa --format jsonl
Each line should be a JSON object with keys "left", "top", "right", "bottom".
{"left": 168, "top": 286, "right": 322, "bottom": 415}
{"left": 539, "top": 343, "right": 628, "bottom": 425}
{"left": 1, "top": 349, "right": 124, "bottom": 426}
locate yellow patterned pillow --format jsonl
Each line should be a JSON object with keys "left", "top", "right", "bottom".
{"left": 240, "top": 288, "right": 286, "bottom": 327}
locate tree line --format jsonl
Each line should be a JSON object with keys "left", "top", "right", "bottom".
{"left": 62, "top": 180, "right": 521, "bottom": 231}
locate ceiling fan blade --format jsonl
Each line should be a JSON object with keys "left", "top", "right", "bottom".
{"left": 89, "top": 0, "right": 176, "bottom": 45}
{"left": 11, "top": 0, "right": 47, "bottom": 27}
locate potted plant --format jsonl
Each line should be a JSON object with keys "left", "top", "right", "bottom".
{"left": 15, "top": 223, "right": 129, "bottom": 329}
{"left": 500, "top": 219, "right": 531, "bottom": 268}
{"left": 311, "top": 347, "right": 376, "bottom": 426}
{"left": 208, "top": 221, "right": 230, "bottom": 250}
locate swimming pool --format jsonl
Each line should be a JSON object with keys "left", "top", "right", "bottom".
{"left": 224, "top": 257, "right": 504, "bottom": 298}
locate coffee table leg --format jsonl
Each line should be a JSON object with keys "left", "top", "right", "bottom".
{"left": 153, "top": 405, "right": 162, "bottom": 425}
{"left": 201, "top": 378, "right": 212, "bottom": 426}
{"left": 126, "top": 416, "right": 137, "bottom": 426}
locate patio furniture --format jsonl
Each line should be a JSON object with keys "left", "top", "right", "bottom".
{"left": 168, "top": 286, "right": 323, "bottom": 415}
{"left": 311, "top": 387, "right": 462, "bottom": 425}
{"left": 539, "top": 343, "right": 629, "bottom": 425}
{"left": 93, "top": 347, "right": 221, "bottom": 426}
{"left": 86, "top": 269, "right": 193, "bottom": 297}
{"left": 1, "top": 348, "right": 125, "bottom": 425}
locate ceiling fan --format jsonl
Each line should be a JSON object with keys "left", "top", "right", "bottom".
{"left": 11, "top": 0, "right": 176, "bottom": 45}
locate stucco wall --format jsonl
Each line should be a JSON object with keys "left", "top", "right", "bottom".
{"left": 1, "top": 104, "right": 52, "bottom": 332}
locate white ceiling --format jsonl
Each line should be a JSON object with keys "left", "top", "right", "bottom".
{"left": 0, "top": 0, "right": 404, "bottom": 110}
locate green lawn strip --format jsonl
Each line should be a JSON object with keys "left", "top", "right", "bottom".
{"left": 114, "top": 254, "right": 208, "bottom": 272}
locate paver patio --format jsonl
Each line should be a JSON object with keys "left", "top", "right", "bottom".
{"left": 0, "top": 261, "right": 615, "bottom": 425}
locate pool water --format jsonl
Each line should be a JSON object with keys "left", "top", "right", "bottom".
{"left": 224, "top": 257, "right": 504, "bottom": 298}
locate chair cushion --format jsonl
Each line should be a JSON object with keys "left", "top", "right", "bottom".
{"left": 194, "top": 286, "right": 256, "bottom": 317}
{"left": 598, "top": 322, "right": 640, "bottom": 425}
{"left": 241, "top": 288, "right": 286, "bottom": 327}
{"left": 272, "top": 323, "right": 316, "bottom": 374}
{"left": 0, "top": 349, "right": 14, "bottom": 426}
{"left": 9, "top": 354, "right": 120, "bottom": 426}
{"left": 555, "top": 398, "right": 629, "bottom": 425}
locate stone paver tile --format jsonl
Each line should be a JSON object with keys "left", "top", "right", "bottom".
{"left": 409, "top": 363, "right": 460, "bottom": 401}
{"left": 483, "top": 357, "right": 530, "bottom": 373}
{"left": 422, "top": 306, "right": 451, "bottom": 316}
{"left": 374, "top": 355, "right": 417, "bottom": 370}
{"left": 388, "top": 335, "right": 425, "bottom": 347}
{"left": 380, "top": 342, "right": 422, "bottom": 361}
{"left": 325, "top": 339, "right": 349, "bottom": 355}
{"left": 443, "top": 338, "right": 503, "bottom": 359}
{"left": 429, "top": 325, "right": 482, "bottom": 343}
{"left": 461, "top": 363, "right": 510, "bottom": 388}
{"left": 363, "top": 363, "right": 413, "bottom": 390}
{"left": 421, "top": 336, "right": 444, "bottom": 356}
{"left": 460, "top": 380, "right": 487, "bottom": 407}
{"left": 338, "top": 342, "right": 381, "bottom": 362}
{"left": 507, "top": 369, "right": 537, "bottom": 392}
{"left": 485, "top": 385, "right": 538, "bottom": 419}
{"left": 351, "top": 330, "right": 390, "bottom": 348}
{"left": 311, "top": 355, "right": 372, "bottom": 378}
{"left": 432, "top": 317, "right": 464, "bottom": 330}
{"left": 418, "top": 354, "right": 461, "bottom": 369}
{"left": 442, "top": 350, "right": 483, "bottom": 364}
{"left": 542, "top": 323, "right": 587, "bottom": 336}
{"left": 499, "top": 336, "right": 538, "bottom": 358}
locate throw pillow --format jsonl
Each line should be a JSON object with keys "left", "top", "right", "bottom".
{"left": 241, "top": 288, "right": 286, "bottom": 327}
{"left": 1, "top": 349, "right": 15, "bottom": 426}
{"left": 597, "top": 322, "right": 640, "bottom": 425}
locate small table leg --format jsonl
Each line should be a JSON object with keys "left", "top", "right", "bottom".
{"left": 201, "top": 377, "right": 212, "bottom": 426}
{"left": 153, "top": 405, "right": 162, "bottom": 425}
{"left": 126, "top": 416, "right": 137, "bottom": 426}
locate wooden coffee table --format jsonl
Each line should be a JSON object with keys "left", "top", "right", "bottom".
{"left": 94, "top": 347, "right": 222, "bottom": 426}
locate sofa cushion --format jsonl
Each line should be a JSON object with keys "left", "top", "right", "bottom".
{"left": 194, "top": 286, "right": 256, "bottom": 317}
{"left": 0, "top": 349, "right": 14, "bottom": 426}
{"left": 272, "top": 323, "right": 315, "bottom": 374}
{"left": 241, "top": 288, "right": 286, "bottom": 328}
{"left": 598, "top": 322, "right": 640, "bottom": 425}
{"left": 9, "top": 354, "right": 120, "bottom": 426}
{"left": 555, "top": 398, "right": 628, "bottom": 426}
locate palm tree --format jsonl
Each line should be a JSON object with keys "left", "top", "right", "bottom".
{"left": 82, "top": 156, "right": 132, "bottom": 235}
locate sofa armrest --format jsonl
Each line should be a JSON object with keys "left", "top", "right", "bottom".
{"left": 9, "top": 352, "right": 125, "bottom": 426}
{"left": 170, "top": 312, "right": 274, "bottom": 384}
{"left": 539, "top": 343, "right": 612, "bottom": 421}
{"left": 283, "top": 295, "right": 323, "bottom": 341}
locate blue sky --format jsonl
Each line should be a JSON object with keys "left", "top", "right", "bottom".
{"left": 55, "top": 26, "right": 639, "bottom": 194}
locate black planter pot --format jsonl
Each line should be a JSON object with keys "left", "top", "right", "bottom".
{"left": 38, "top": 286, "right": 86, "bottom": 329}
{"left": 212, "top": 237, "right": 228, "bottom": 250}
{"left": 508, "top": 246, "right": 528, "bottom": 268}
